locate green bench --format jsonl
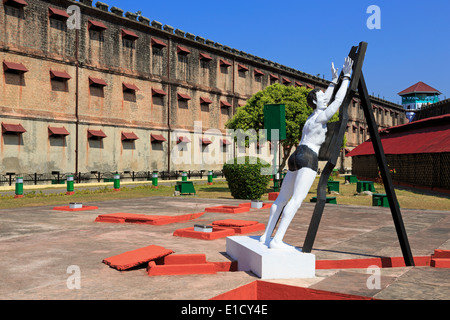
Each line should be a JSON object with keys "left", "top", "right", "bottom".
{"left": 175, "top": 181, "right": 196, "bottom": 195}
{"left": 372, "top": 193, "right": 388, "bottom": 207}
{"left": 327, "top": 181, "right": 340, "bottom": 193}
{"left": 310, "top": 196, "right": 337, "bottom": 204}
{"left": 344, "top": 175, "right": 358, "bottom": 184}
{"left": 372, "top": 193, "right": 401, "bottom": 208}
{"left": 357, "top": 180, "right": 376, "bottom": 193}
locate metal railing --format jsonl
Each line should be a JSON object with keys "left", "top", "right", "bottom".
{"left": 0, "top": 170, "right": 225, "bottom": 186}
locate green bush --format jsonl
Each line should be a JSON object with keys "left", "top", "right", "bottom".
{"left": 223, "top": 156, "right": 271, "bottom": 200}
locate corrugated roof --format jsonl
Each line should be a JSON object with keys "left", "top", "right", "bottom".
{"left": 346, "top": 114, "right": 450, "bottom": 156}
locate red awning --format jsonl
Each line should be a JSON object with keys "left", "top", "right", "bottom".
{"left": 347, "top": 114, "right": 450, "bottom": 157}
{"left": 122, "top": 29, "right": 139, "bottom": 40}
{"left": 199, "top": 52, "right": 213, "bottom": 61}
{"left": 3, "top": 0, "right": 28, "bottom": 7}
{"left": 151, "top": 38, "right": 167, "bottom": 48}
{"left": 123, "top": 83, "right": 139, "bottom": 92}
{"left": 2, "top": 123, "right": 26, "bottom": 134}
{"left": 220, "top": 100, "right": 232, "bottom": 108}
{"left": 88, "top": 19, "right": 108, "bottom": 31}
{"left": 151, "top": 134, "right": 167, "bottom": 142}
{"left": 269, "top": 74, "right": 279, "bottom": 80}
{"left": 50, "top": 69, "right": 71, "bottom": 80}
{"left": 282, "top": 77, "right": 291, "bottom": 84}
{"left": 221, "top": 139, "right": 232, "bottom": 145}
{"left": 3, "top": 61, "right": 28, "bottom": 73}
{"left": 48, "top": 7, "right": 69, "bottom": 19}
{"left": 89, "top": 76, "right": 107, "bottom": 87}
{"left": 152, "top": 88, "right": 167, "bottom": 96}
{"left": 177, "top": 136, "right": 191, "bottom": 144}
{"left": 177, "top": 93, "right": 192, "bottom": 100}
{"left": 121, "top": 132, "right": 139, "bottom": 141}
{"left": 306, "top": 84, "right": 314, "bottom": 89}
{"left": 238, "top": 64, "right": 248, "bottom": 71}
{"left": 200, "top": 97, "right": 213, "bottom": 104}
{"left": 219, "top": 59, "right": 231, "bottom": 67}
{"left": 254, "top": 69, "right": 264, "bottom": 76}
{"left": 177, "top": 45, "right": 190, "bottom": 55}
{"left": 48, "top": 126, "right": 70, "bottom": 137}
{"left": 295, "top": 81, "right": 303, "bottom": 87}
{"left": 201, "top": 138, "right": 213, "bottom": 145}
{"left": 88, "top": 129, "right": 107, "bottom": 139}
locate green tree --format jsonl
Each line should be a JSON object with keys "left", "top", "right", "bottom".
{"left": 225, "top": 83, "right": 340, "bottom": 172}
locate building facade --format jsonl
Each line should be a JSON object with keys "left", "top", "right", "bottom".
{"left": 0, "top": 0, "right": 406, "bottom": 179}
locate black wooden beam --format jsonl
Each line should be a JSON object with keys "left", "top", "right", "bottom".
{"left": 357, "top": 72, "right": 415, "bottom": 266}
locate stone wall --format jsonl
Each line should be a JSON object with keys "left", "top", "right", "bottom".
{"left": 0, "top": 0, "right": 407, "bottom": 175}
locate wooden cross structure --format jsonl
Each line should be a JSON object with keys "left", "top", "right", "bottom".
{"left": 302, "top": 42, "right": 415, "bottom": 266}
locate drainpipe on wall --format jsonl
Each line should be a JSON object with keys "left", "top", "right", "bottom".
{"left": 75, "top": 29, "right": 80, "bottom": 181}
{"left": 166, "top": 36, "right": 172, "bottom": 173}
{"left": 232, "top": 56, "right": 236, "bottom": 159}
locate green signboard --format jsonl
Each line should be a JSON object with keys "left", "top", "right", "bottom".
{"left": 263, "top": 104, "right": 286, "bottom": 141}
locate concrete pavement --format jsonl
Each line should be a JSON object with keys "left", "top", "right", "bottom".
{"left": 0, "top": 196, "right": 449, "bottom": 300}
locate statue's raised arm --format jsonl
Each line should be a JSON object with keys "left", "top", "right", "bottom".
{"left": 316, "top": 57, "right": 354, "bottom": 124}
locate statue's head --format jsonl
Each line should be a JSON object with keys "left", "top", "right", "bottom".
{"left": 307, "top": 89, "right": 326, "bottom": 111}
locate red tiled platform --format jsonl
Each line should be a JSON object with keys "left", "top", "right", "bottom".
{"left": 103, "top": 245, "right": 173, "bottom": 271}
{"left": 211, "top": 280, "right": 375, "bottom": 300}
{"left": 53, "top": 205, "right": 98, "bottom": 212}
{"left": 204, "top": 205, "right": 250, "bottom": 214}
{"left": 147, "top": 254, "right": 237, "bottom": 276}
{"left": 316, "top": 250, "right": 450, "bottom": 270}
{"left": 212, "top": 219, "right": 266, "bottom": 234}
{"left": 94, "top": 212, "right": 204, "bottom": 225}
{"left": 431, "top": 250, "right": 450, "bottom": 268}
{"left": 173, "top": 226, "right": 235, "bottom": 240}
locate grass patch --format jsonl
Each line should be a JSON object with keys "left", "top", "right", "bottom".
{"left": 0, "top": 178, "right": 448, "bottom": 212}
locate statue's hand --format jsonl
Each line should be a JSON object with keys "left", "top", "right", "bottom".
{"left": 331, "top": 62, "right": 339, "bottom": 84}
{"left": 343, "top": 57, "right": 354, "bottom": 77}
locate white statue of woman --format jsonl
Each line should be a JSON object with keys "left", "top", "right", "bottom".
{"left": 260, "top": 56, "right": 354, "bottom": 250}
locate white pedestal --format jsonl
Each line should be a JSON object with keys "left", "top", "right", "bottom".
{"left": 69, "top": 203, "right": 83, "bottom": 209}
{"left": 226, "top": 236, "right": 315, "bottom": 279}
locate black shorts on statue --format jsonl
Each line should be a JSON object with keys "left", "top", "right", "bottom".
{"left": 288, "top": 144, "right": 319, "bottom": 172}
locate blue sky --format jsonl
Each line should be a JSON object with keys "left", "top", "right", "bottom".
{"left": 108, "top": 0, "right": 449, "bottom": 104}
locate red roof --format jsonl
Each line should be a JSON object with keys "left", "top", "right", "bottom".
{"left": 88, "top": 20, "right": 108, "bottom": 31}
{"left": 398, "top": 81, "right": 441, "bottom": 96}
{"left": 346, "top": 114, "right": 450, "bottom": 157}
{"left": 88, "top": 129, "right": 107, "bottom": 139}
{"left": 121, "top": 29, "right": 139, "bottom": 40}
{"left": 48, "top": 126, "right": 70, "bottom": 136}
{"left": 2, "top": 122, "right": 26, "bottom": 134}
{"left": 50, "top": 69, "right": 71, "bottom": 80}
{"left": 151, "top": 134, "right": 166, "bottom": 142}
{"left": 121, "top": 132, "right": 139, "bottom": 141}
{"left": 48, "top": 7, "right": 69, "bottom": 19}
{"left": 3, "top": 61, "right": 28, "bottom": 73}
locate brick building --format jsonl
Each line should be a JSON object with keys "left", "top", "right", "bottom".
{"left": 0, "top": 0, "right": 406, "bottom": 180}
{"left": 347, "top": 114, "right": 450, "bottom": 192}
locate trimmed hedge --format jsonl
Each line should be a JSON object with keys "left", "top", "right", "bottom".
{"left": 223, "top": 156, "right": 271, "bottom": 200}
